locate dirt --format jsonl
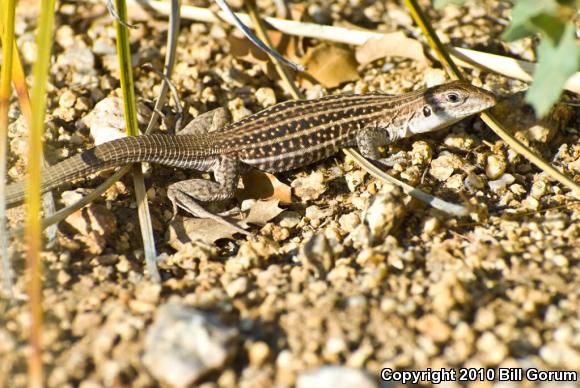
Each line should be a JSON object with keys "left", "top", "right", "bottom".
{"left": 1, "top": 0, "right": 579, "bottom": 387}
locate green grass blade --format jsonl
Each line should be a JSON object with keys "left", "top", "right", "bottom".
{"left": 113, "top": 0, "right": 160, "bottom": 281}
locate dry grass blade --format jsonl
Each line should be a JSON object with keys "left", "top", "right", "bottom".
{"left": 403, "top": 0, "right": 580, "bottom": 197}
{"left": 145, "top": 0, "right": 180, "bottom": 133}
{"left": 131, "top": 0, "right": 385, "bottom": 44}
{"left": 1, "top": 0, "right": 58, "bottom": 295}
{"left": 449, "top": 46, "right": 580, "bottom": 94}
{"left": 113, "top": 0, "right": 160, "bottom": 281}
{"left": 244, "top": 0, "right": 301, "bottom": 98}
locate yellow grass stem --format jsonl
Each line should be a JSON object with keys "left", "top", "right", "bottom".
{"left": 27, "top": 0, "right": 56, "bottom": 385}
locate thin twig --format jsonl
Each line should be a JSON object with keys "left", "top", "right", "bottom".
{"left": 214, "top": 0, "right": 303, "bottom": 71}
{"left": 244, "top": 0, "right": 302, "bottom": 99}
{"left": 142, "top": 62, "right": 184, "bottom": 133}
{"left": 107, "top": 0, "right": 139, "bottom": 29}
{"left": 144, "top": 0, "right": 180, "bottom": 134}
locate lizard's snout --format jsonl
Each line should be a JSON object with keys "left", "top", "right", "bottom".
{"left": 479, "top": 88, "right": 497, "bottom": 110}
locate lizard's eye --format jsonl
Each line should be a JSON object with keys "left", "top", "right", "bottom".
{"left": 446, "top": 92, "right": 460, "bottom": 103}
{"left": 423, "top": 106, "right": 432, "bottom": 117}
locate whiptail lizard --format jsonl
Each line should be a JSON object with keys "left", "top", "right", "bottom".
{"left": 6, "top": 81, "right": 496, "bottom": 234}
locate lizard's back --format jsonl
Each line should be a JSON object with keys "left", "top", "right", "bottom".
{"left": 5, "top": 91, "right": 407, "bottom": 207}
{"left": 211, "top": 92, "right": 404, "bottom": 171}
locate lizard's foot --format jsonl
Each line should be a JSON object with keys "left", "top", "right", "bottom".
{"left": 166, "top": 157, "right": 249, "bottom": 236}
{"left": 217, "top": 206, "right": 242, "bottom": 218}
{"left": 167, "top": 185, "right": 250, "bottom": 236}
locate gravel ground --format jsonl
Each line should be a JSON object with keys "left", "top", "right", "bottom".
{"left": 1, "top": 0, "right": 579, "bottom": 387}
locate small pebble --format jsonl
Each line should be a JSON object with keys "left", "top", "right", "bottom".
{"left": 345, "top": 170, "right": 367, "bottom": 192}
{"left": 248, "top": 341, "right": 270, "bottom": 367}
{"left": 225, "top": 277, "right": 249, "bottom": 297}
{"left": 59, "top": 90, "right": 77, "bottom": 109}
{"left": 300, "top": 234, "right": 335, "bottom": 278}
{"left": 488, "top": 173, "right": 515, "bottom": 193}
{"left": 292, "top": 172, "right": 326, "bottom": 201}
{"left": 255, "top": 87, "right": 277, "bottom": 107}
{"left": 486, "top": 154, "right": 507, "bottom": 179}
{"left": 364, "top": 185, "right": 405, "bottom": 244}
{"left": 464, "top": 172, "right": 485, "bottom": 192}
{"left": 476, "top": 332, "right": 508, "bottom": 365}
{"left": 338, "top": 212, "right": 360, "bottom": 234}
{"left": 55, "top": 25, "right": 75, "bottom": 48}
{"left": 278, "top": 211, "right": 302, "bottom": 228}
{"left": 430, "top": 153, "right": 463, "bottom": 181}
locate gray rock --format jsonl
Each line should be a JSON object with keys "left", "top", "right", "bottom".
{"left": 77, "top": 97, "right": 151, "bottom": 145}
{"left": 142, "top": 301, "right": 238, "bottom": 387}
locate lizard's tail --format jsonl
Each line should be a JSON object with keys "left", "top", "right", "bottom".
{"left": 5, "top": 134, "right": 212, "bottom": 208}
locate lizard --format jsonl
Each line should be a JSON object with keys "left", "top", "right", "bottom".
{"left": 5, "top": 81, "right": 496, "bottom": 234}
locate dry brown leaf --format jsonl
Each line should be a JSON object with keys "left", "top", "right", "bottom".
{"left": 167, "top": 217, "right": 240, "bottom": 247}
{"left": 301, "top": 44, "right": 359, "bottom": 88}
{"left": 241, "top": 199, "right": 285, "bottom": 227}
{"left": 228, "top": 34, "right": 276, "bottom": 78}
{"left": 355, "top": 32, "right": 427, "bottom": 67}
{"left": 228, "top": 22, "right": 301, "bottom": 80}
{"left": 237, "top": 170, "right": 292, "bottom": 204}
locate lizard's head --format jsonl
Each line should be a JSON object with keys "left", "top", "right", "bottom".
{"left": 406, "top": 81, "right": 496, "bottom": 135}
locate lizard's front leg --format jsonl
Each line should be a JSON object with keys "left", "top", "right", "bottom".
{"left": 356, "top": 125, "right": 406, "bottom": 166}
{"left": 166, "top": 154, "right": 250, "bottom": 235}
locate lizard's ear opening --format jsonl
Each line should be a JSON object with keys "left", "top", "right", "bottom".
{"left": 423, "top": 105, "right": 432, "bottom": 117}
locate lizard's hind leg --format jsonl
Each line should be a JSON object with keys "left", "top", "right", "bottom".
{"left": 167, "top": 154, "right": 250, "bottom": 235}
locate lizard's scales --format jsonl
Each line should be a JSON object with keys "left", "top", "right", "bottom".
{"left": 6, "top": 81, "right": 496, "bottom": 208}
